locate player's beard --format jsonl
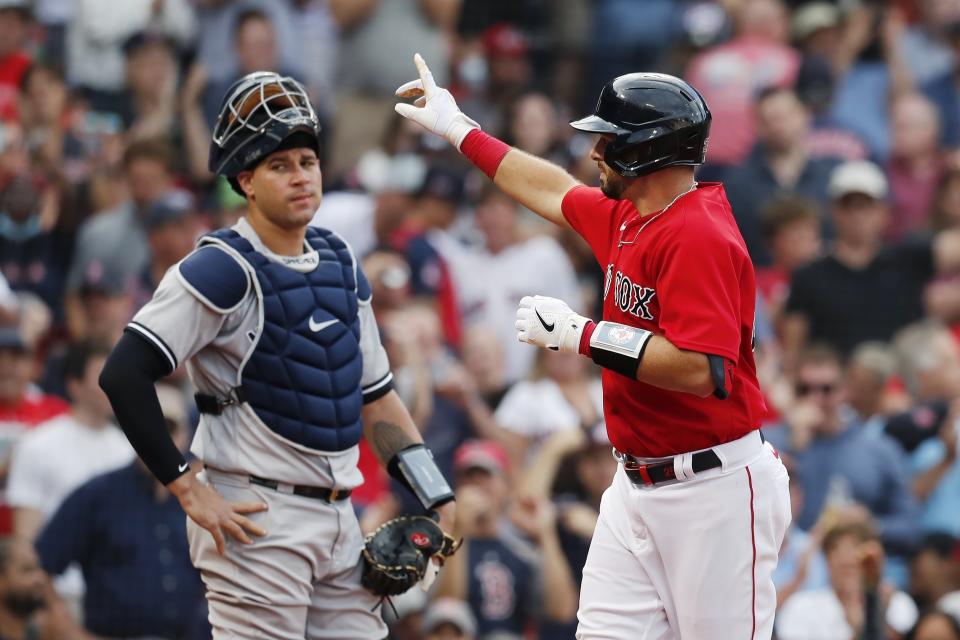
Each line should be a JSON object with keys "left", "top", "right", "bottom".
{"left": 599, "top": 169, "right": 625, "bottom": 200}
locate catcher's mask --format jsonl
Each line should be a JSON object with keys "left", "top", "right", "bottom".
{"left": 208, "top": 71, "right": 321, "bottom": 189}
{"left": 570, "top": 73, "right": 711, "bottom": 178}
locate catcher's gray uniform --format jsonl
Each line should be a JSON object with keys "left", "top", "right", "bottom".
{"left": 129, "top": 217, "right": 390, "bottom": 639}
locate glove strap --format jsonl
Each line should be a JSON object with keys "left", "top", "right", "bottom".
{"left": 588, "top": 321, "right": 653, "bottom": 379}
{"left": 460, "top": 130, "right": 511, "bottom": 179}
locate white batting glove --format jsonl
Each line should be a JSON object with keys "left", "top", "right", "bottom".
{"left": 395, "top": 53, "right": 480, "bottom": 150}
{"left": 515, "top": 295, "right": 592, "bottom": 354}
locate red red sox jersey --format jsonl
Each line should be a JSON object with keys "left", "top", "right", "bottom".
{"left": 562, "top": 182, "right": 765, "bottom": 457}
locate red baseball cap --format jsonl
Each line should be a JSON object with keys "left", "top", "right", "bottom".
{"left": 453, "top": 439, "right": 510, "bottom": 475}
{"left": 481, "top": 23, "right": 527, "bottom": 59}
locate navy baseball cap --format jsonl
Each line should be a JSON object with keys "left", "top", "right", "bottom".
{"left": 0, "top": 326, "right": 26, "bottom": 351}
{"left": 417, "top": 165, "right": 466, "bottom": 204}
{"left": 143, "top": 191, "right": 194, "bottom": 230}
{"left": 80, "top": 260, "right": 129, "bottom": 297}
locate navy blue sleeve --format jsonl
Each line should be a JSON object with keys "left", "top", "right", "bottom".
{"left": 35, "top": 481, "right": 97, "bottom": 576}
{"left": 875, "top": 438, "right": 922, "bottom": 554}
{"left": 177, "top": 246, "right": 250, "bottom": 312}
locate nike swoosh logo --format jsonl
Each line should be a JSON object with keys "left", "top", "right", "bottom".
{"left": 535, "top": 309, "right": 555, "bottom": 332}
{"left": 308, "top": 317, "right": 339, "bottom": 333}
{"left": 178, "top": 463, "right": 189, "bottom": 473}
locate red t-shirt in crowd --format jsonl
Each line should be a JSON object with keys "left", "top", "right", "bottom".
{"left": 562, "top": 182, "right": 765, "bottom": 457}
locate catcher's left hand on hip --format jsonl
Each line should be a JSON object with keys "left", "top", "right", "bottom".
{"left": 515, "top": 295, "right": 591, "bottom": 354}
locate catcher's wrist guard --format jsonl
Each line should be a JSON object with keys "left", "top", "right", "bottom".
{"left": 361, "top": 515, "right": 461, "bottom": 597}
{"left": 387, "top": 444, "right": 455, "bottom": 511}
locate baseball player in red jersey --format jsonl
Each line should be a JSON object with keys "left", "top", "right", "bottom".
{"left": 396, "top": 55, "right": 791, "bottom": 638}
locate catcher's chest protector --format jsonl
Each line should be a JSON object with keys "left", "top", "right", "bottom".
{"left": 202, "top": 227, "right": 366, "bottom": 450}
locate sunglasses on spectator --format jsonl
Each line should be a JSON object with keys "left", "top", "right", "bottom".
{"left": 795, "top": 382, "right": 838, "bottom": 396}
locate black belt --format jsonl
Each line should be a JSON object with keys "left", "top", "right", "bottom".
{"left": 195, "top": 388, "right": 246, "bottom": 415}
{"left": 248, "top": 475, "right": 352, "bottom": 502}
{"left": 618, "top": 448, "right": 722, "bottom": 486}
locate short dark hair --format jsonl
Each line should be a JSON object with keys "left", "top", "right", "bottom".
{"left": 755, "top": 84, "right": 798, "bottom": 107}
{"left": 760, "top": 196, "right": 820, "bottom": 243}
{"left": 63, "top": 340, "right": 112, "bottom": 384}
{"left": 123, "top": 138, "right": 175, "bottom": 174}
{"left": 233, "top": 8, "right": 271, "bottom": 41}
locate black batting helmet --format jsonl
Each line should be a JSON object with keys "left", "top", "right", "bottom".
{"left": 571, "top": 73, "right": 711, "bottom": 178}
{"left": 208, "top": 71, "right": 320, "bottom": 186}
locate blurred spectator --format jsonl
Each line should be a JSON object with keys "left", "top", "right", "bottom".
{"left": 17, "top": 63, "right": 75, "bottom": 176}
{"left": 517, "top": 424, "right": 617, "bottom": 640}
{"left": 0, "top": 537, "right": 78, "bottom": 640}
{"left": 314, "top": 151, "right": 426, "bottom": 258}
{"left": 64, "top": 138, "right": 180, "bottom": 329}
{"left": 330, "top": 0, "right": 455, "bottom": 176}
{"left": 773, "top": 465, "right": 829, "bottom": 609}
{"left": 900, "top": 0, "right": 960, "bottom": 86}
{"left": 0, "top": 326, "right": 68, "bottom": 526}
{"left": 930, "top": 168, "right": 960, "bottom": 232}
{"left": 459, "top": 325, "right": 509, "bottom": 409}
{"left": 361, "top": 249, "right": 412, "bottom": 320}
{"left": 0, "top": 171, "right": 71, "bottom": 324}
{"left": 827, "top": 1, "right": 913, "bottom": 161}
{"left": 791, "top": 2, "right": 840, "bottom": 62}
{"left": 887, "top": 92, "right": 947, "bottom": 240}
{"left": 886, "top": 320, "right": 960, "bottom": 452}
{"left": 502, "top": 91, "right": 570, "bottom": 169}
{"left": 0, "top": 273, "right": 15, "bottom": 324}
{"left": 795, "top": 54, "right": 870, "bottom": 163}
{"left": 422, "top": 597, "right": 477, "bottom": 640}
{"left": 287, "top": 0, "right": 338, "bottom": 119}
{"left": 783, "top": 160, "right": 933, "bottom": 361}
{"left": 845, "top": 341, "right": 900, "bottom": 431}
{"left": 776, "top": 519, "right": 918, "bottom": 640}
{"left": 587, "top": 0, "right": 680, "bottom": 104}
{"left": 134, "top": 191, "right": 202, "bottom": 310}
{"left": 66, "top": 0, "right": 195, "bottom": 110}
{"left": 905, "top": 610, "right": 960, "bottom": 640}
{"left": 767, "top": 345, "right": 919, "bottom": 554}
{"left": 120, "top": 30, "right": 180, "bottom": 144}
{"left": 193, "top": 0, "right": 301, "bottom": 85}
{"left": 36, "top": 384, "right": 210, "bottom": 639}
{"left": 0, "top": 0, "right": 32, "bottom": 122}
{"left": 923, "top": 21, "right": 960, "bottom": 147}
{"left": 686, "top": 0, "right": 800, "bottom": 169}
{"left": 465, "top": 22, "right": 535, "bottom": 134}
{"left": 6, "top": 340, "right": 133, "bottom": 617}
{"left": 438, "top": 185, "right": 580, "bottom": 383}
{"left": 908, "top": 532, "right": 960, "bottom": 611}
{"left": 494, "top": 349, "right": 602, "bottom": 464}
{"left": 433, "top": 440, "right": 578, "bottom": 638}
{"left": 754, "top": 195, "right": 823, "bottom": 319}
{"left": 7, "top": 340, "right": 133, "bottom": 542}
{"left": 723, "top": 85, "right": 837, "bottom": 266}
{"left": 200, "top": 8, "right": 294, "bottom": 129}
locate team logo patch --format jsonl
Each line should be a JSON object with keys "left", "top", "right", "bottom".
{"left": 411, "top": 532, "right": 431, "bottom": 547}
{"left": 607, "top": 326, "right": 636, "bottom": 345}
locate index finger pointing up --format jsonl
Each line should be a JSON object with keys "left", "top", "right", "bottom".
{"left": 414, "top": 53, "right": 436, "bottom": 95}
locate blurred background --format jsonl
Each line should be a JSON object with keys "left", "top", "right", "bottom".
{"left": 1, "top": 0, "right": 960, "bottom": 638}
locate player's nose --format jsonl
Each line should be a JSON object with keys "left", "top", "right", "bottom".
{"left": 590, "top": 136, "right": 607, "bottom": 162}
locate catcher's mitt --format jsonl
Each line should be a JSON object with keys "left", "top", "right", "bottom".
{"left": 361, "top": 515, "right": 461, "bottom": 597}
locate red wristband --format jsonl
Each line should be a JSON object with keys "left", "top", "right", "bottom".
{"left": 578, "top": 321, "right": 597, "bottom": 357}
{"left": 460, "top": 130, "right": 511, "bottom": 180}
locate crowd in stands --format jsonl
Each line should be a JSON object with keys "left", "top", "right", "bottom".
{"left": 1, "top": 0, "right": 960, "bottom": 638}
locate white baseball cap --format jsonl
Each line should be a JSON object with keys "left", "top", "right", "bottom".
{"left": 422, "top": 597, "right": 477, "bottom": 636}
{"left": 828, "top": 160, "right": 888, "bottom": 201}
